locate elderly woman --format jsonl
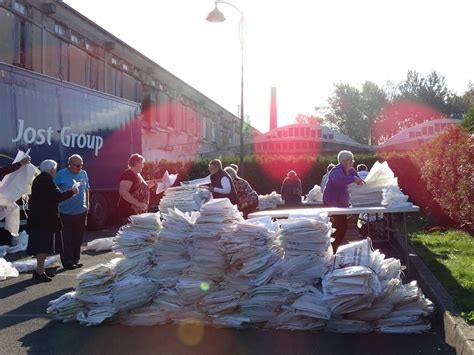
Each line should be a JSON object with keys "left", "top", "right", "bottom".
{"left": 323, "top": 150, "right": 365, "bottom": 251}
{"left": 118, "top": 153, "right": 157, "bottom": 223}
{"left": 207, "top": 159, "right": 239, "bottom": 205}
{"left": 224, "top": 166, "right": 258, "bottom": 218}
{"left": 27, "top": 160, "right": 78, "bottom": 282}
{"left": 281, "top": 170, "right": 302, "bottom": 206}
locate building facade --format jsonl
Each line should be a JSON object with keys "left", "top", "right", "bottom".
{"left": 375, "top": 118, "right": 461, "bottom": 151}
{"left": 0, "top": 0, "right": 248, "bottom": 161}
{"left": 252, "top": 123, "right": 371, "bottom": 156}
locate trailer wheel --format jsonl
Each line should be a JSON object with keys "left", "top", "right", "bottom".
{"left": 88, "top": 193, "right": 108, "bottom": 230}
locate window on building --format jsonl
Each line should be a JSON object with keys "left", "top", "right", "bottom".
{"left": 428, "top": 126, "right": 434, "bottom": 134}
{"left": 323, "top": 134, "right": 327, "bottom": 139}
{"left": 289, "top": 142, "right": 294, "bottom": 150}
{"left": 416, "top": 132, "right": 421, "bottom": 137}
{"left": 295, "top": 142, "right": 301, "bottom": 149}
{"left": 409, "top": 132, "right": 415, "bottom": 138}
{"left": 54, "top": 23, "right": 66, "bottom": 36}
{"left": 111, "top": 57, "right": 118, "bottom": 66}
{"left": 289, "top": 127, "right": 294, "bottom": 136}
{"left": 70, "top": 33, "right": 81, "bottom": 44}
{"left": 317, "top": 130, "right": 322, "bottom": 138}
{"left": 299, "top": 127, "right": 304, "bottom": 136}
{"left": 328, "top": 134, "right": 334, "bottom": 140}
{"left": 276, "top": 142, "right": 281, "bottom": 150}
{"left": 305, "top": 127, "right": 310, "bottom": 136}
{"left": 14, "top": 1, "right": 27, "bottom": 15}
{"left": 311, "top": 130, "right": 316, "bottom": 137}
{"left": 278, "top": 131, "right": 282, "bottom": 138}
{"left": 122, "top": 63, "right": 129, "bottom": 71}
{"left": 302, "top": 142, "right": 308, "bottom": 149}
{"left": 435, "top": 123, "right": 440, "bottom": 132}
{"left": 422, "top": 126, "right": 427, "bottom": 135}
{"left": 283, "top": 131, "right": 288, "bottom": 137}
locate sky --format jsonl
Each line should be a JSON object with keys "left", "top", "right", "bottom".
{"left": 64, "top": 0, "right": 473, "bottom": 133}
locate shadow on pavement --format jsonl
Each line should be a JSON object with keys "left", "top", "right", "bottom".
{"left": 0, "top": 288, "right": 71, "bottom": 331}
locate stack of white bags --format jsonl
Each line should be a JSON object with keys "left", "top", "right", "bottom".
{"left": 304, "top": 185, "right": 323, "bottom": 203}
{"left": 47, "top": 200, "right": 433, "bottom": 333}
{"left": 349, "top": 161, "right": 399, "bottom": 206}
{"left": 257, "top": 191, "right": 283, "bottom": 210}
{"left": 158, "top": 186, "right": 211, "bottom": 213}
{"left": 382, "top": 186, "right": 412, "bottom": 208}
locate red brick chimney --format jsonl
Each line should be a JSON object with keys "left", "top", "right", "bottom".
{"left": 270, "top": 87, "right": 277, "bottom": 131}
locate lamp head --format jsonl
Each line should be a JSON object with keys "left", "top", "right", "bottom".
{"left": 206, "top": 4, "right": 226, "bottom": 22}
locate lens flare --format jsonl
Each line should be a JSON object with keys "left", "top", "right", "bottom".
{"left": 178, "top": 320, "right": 204, "bottom": 346}
{"left": 200, "top": 282, "right": 210, "bottom": 292}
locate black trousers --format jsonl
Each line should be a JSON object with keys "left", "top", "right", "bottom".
{"left": 60, "top": 212, "right": 87, "bottom": 266}
{"left": 331, "top": 214, "right": 348, "bottom": 252}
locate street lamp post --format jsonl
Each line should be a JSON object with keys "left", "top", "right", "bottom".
{"left": 206, "top": 1, "right": 245, "bottom": 176}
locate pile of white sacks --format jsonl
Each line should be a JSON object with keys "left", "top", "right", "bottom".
{"left": 48, "top": 198, "right": 433, "bottom": 332}
{"left": 158, "top": 185, "right": 211, "bottom": 213}
{"left": 349, "top": 161, "right": 411, "bottom": 207}
{"left": 304, "top": 185, "right": 323, "bottom": 203}
{"left": 257, "top": 191, "right": 283, "bottom": 210}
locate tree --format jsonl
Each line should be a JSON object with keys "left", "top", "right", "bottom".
{"left": 324, "top": 83, "right": 368, "bottom": 144}
{"left": 374, "top": 70, "right": 458, "bottom": 143}
{"left": 324, "top": 82, "right": 387, "bottom": 145}
{"left": 462, "top": 106, "right": 474, "bottom": 133}
{"left": 294, "top": 114, "right": 322, "bottom": 125}
{"left": 360, "top": 81, "right": 388, "bottom": 145}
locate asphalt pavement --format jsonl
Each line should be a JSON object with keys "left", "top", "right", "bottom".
{"left": 0, "top": 226, "right": 456, "bottom": 355}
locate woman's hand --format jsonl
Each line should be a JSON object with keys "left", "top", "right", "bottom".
{"left": 135, "top": 201, "right": 148, "bottom": 210}
{"left": 146, "top": 178, "right": 161, "bottom": 189}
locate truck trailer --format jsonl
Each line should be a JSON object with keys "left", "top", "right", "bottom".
{"left": 0, "top": 62, "right": 142, "bottom": 229}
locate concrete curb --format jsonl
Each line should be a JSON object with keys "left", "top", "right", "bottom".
{"left": 409, "top": 246, "right": 474, "bottom": 355}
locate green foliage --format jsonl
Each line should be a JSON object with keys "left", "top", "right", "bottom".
{"left": 462, "top": 106, "right": 474, "bottom": 133}
{"left": 294, "top": 114, "right": 322, "bottom": 125}
{"left": 417, "top": 126, "right": 474, "bottom": 233}
{"left": 325, "top": 83, "right": 369, "bottom": 144}
{"left": 397, "top": 70, "right": 450, "bottom": 114}
{"left": 410, "top": 230, "right": 474, "bottom": 323}
{"left": 381, "top": 152, "right": 453, "bottom": 226}
{"left": 382, "top": 126, "right": 474, "bottom": 232}
{"left": 323, "top": 70, "right": 469, "bottom": 144}
{"left": 360, "top": 81, "right": 388, "bottom": 145}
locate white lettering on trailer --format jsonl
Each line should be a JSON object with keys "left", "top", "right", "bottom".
{"left": 12, "top": 119, "right": 104, "bottom": 156}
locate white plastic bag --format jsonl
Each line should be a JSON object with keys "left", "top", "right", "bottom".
{"left": 12, "top": 254, "right": 60, "bottom": 273}
{"left": 86, "top": 237, "right": 115, "bottom": 251}
{"left": 156, "top": 170, "right": 178, "bottom": 195}
{"left": 0, "top": 150, "right": 38, "bottom": 203}
{"left": 0, "top": 202, "right": 20, "bottom": 236}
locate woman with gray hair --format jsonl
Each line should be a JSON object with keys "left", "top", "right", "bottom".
{"left": 224, "top": 166, "right": 258, "bottom": 218}
{"left": 26, "top": 160, "right": 78, "bottom": 282}
{"left": 322, "top": 150, "right": 365, "bottom": 251}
